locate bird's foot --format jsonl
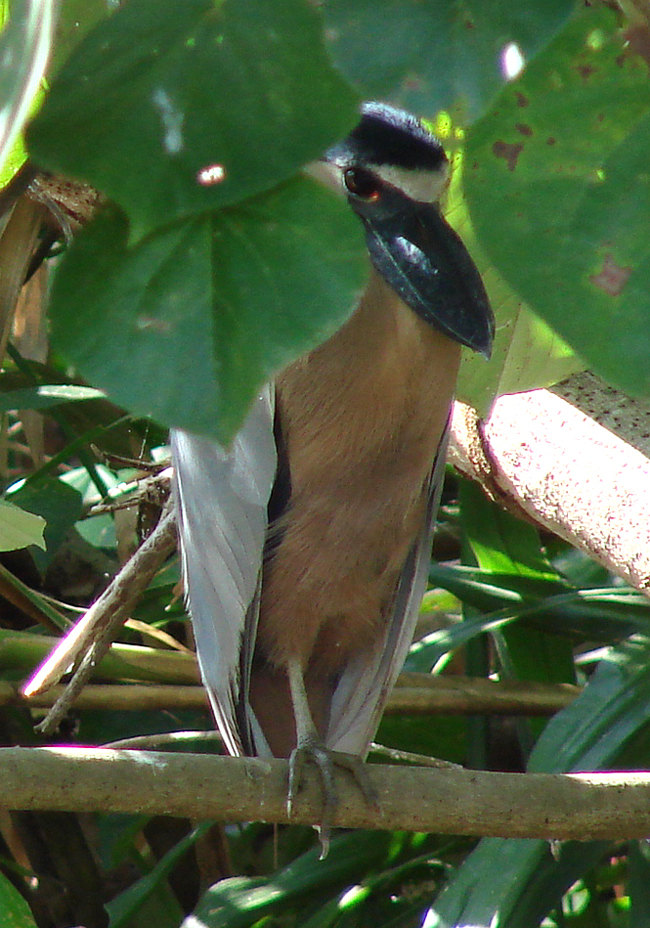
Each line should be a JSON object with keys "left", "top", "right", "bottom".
{"left": 287, "top": 739, "right": 379, "bottom": 858}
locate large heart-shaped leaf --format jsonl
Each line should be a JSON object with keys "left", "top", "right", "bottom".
{"left": 28, "top": 0, "right": 359, "bottom": 238}
{"left": 49, "top": 177, "right": 366, "bottom": 442}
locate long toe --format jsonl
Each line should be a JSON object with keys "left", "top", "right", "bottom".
{"left": 328, "top": 750, "right": 379, "bottom": 809}
{"left": 287, "top": 742, "right": 378, "bottom": 858}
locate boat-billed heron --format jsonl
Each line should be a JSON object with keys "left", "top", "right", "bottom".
{"left": 171, "top": 103, "right": 493, "bottom": 848}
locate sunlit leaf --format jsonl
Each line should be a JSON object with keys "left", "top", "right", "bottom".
{"left": 0, "top": 0, "right": 57, "bottom": 177}
{"left": 465, "top": 5, "right": 650, "bottom": 399}
{"left": 0, "top": 869, "right": 38, "bottom": 928}
{"left": 0, "top": 498, "right": 45, "bottom": 551}
{"left": 0, "top": 384, "right": 105, "bottom": 412}
{"left": 422, "top": 839, "right": 608, "bottom": 928}
{"left": 424, "top": 635, "right": 650, "bottom": 926}
{"left": 183, "top": 831, "right": 393, "bottom": 928}
{"left": 528, "top": 633, "right": 650, "bottom": 774}
{"left": 8, "top": 475, "right": 83, "bottom": 572}
{"left": 460, "top": 480, "right": 557, "bottom": 581}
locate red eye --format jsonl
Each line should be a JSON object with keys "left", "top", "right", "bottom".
{"left": 343, "top": 167, "right": 381, "bottom": 200}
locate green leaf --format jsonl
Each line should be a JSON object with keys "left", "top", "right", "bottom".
{"left": 460, "top": 479, "right": 557, "bottom": 580}
{"left": 376, "top": 713, "right": 467, "bottom": 765}
{"left": 424, "top": 634, "right": 650, "bottom": 926}
{"left": 60, "top": 464, "right": 122, "bottom": 550}
{"left": 0, "top": 499, "right": 45, "bottom": 551}
{"left": 107, "top": 824, "right": 210, "bottom": 927}
{"left": 0, "top": 0, "right": 57, "bottom": 177}
{"left": 629, "top": 841, "right": 650, "bottom": 928}
{"left": 528, "top": 633, "right": 650, "bottom": 774}
{"left": 465, "top": 5, "right": 650, "bottom": 399}
{"left": 49, "top": 0, "right": 109, "bottom": 73}
{"left": 28, "top": 0, "right": 359, "bottom": 238}
{"left": 495, "top": 306, "right": 581, "bottom": 396}
{"left": 0, "top": 384, "right": 105, "bottom": 412}
{"left": 8, "top": 475, "right": 83, "bottom": 572}
{"left": 459, "top": 481, "right": 576, "bottom": 753}
{"left": 323, "top": 0, "right": 575, "bottom": 123}
{"left": 426, "top": 565, "right": 650, "bottom": 643}
{"left": 406, "top": 604, "right": 520, "bottom": 672}
{"left": 0, "top": 563, "right": 67, "bottom": 631}
{"left": 183, "top": 831, "right": 392, "bottom": 928}
{"left": 299, "top": 843, "right": 449, "bottom": 928}
{"left": 428, "top": 564, "right": 569, "bottom": 614}
{"left": 446, "top": 144, "right": 581, "bottom": 408}
{"left": 0, "top": 870, "right": 37, "bottom": 928}
{"left": 49, "top": 177, "right": 366, "bottom": 442}
{"left": 422, "top": 839, "right": 608, "bottom": 928}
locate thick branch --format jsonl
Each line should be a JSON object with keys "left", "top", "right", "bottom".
{"left": 553, "top": 371, "right": 650, "bottom": 459}
{"left": 1, "top": 746, "right": 649, "bottom": 841}
{"left": 451, "top": 390, "right": 650, "bottom": 595}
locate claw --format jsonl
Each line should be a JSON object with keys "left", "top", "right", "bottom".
{"left": 315, "top": 823, "right": 330, "bottom": 860}
{"left": 287, "top": 740, "right": 379, "bottom": 856}
{"left": 284, "top": 661, "right": 379, "bottom": 855}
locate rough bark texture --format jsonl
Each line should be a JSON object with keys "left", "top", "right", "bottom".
{"left": 451, "top": 378, "right": 650, "bottom": 596}
{"left": 2, "top": 747, "right": 650, "bottom": 841}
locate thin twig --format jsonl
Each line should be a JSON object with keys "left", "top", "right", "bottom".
{"left": 83, "top": 467, "right": 171, "bottom": 518}
{"left": 369, "top": 742, "right": 463, "bottom": 769}
{"left": 104, "top": 731, "right": 221, "bottom": 750}
{"left": 1, "top": 675, "right": 582, "bottom": 716}
{"left": 22, "top": 503, "right": 177, "bottom": 731}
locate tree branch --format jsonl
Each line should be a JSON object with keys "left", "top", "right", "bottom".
{"left": 0, "top": 674, "right": 580, "bottom": 716}
{"left": 22, "top": 503, "right": 177, "bottom": 733}
{"left": 553, "top": 371, "right": 650, "bottom": 460}
{"left": 451, "top": 388, "right": 650, "bottom": 595}
{"left": 2, "top": 746, "right": 650, "bottom": 841}
{"left": 390, "top": 672, "right": 580, "bottom": 715}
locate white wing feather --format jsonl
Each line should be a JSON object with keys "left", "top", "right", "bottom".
{"left": 326, "top": 424, "right": 450, "bottom": 756}
{"left": 171, "top": 386, "right": 276, "bottom": 756}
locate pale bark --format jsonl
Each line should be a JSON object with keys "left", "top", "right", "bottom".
{"left": 451, "top": 379, "right": 650, "bottom": 595}
{"left": 2, "top": 746, "right": 650, "bottom": 841}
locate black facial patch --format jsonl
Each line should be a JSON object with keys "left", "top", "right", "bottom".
{"left": 346, "top": 103, "right": 447, "bottom": 172}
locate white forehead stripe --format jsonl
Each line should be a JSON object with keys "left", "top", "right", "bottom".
{"left": 371, "top": 163, "right": 449, "bottom": 204}
{"left": 302, "top": 160, "right": 346, "bottom": 197}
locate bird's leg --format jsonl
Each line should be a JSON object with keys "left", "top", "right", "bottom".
{"left": 286, "top": 658, "right": 378, "bottom": 857}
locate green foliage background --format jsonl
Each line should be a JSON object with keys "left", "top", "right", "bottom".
{"left": 0, "top": 0, "right": 649, "bottom": 926}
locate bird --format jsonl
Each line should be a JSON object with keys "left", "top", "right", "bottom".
{"left": 171, "top": 102, "right": 494, "bottom": 852}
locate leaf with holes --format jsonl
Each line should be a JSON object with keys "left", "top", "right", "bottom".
{"left": 464, "top": 5, "right": 650, "bottom": 398}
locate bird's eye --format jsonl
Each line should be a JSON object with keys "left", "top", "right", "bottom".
{"left": 343, "top": 167, "right": 381, "bottom": 200}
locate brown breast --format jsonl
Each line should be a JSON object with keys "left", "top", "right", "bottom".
{"left": 250, "top": 268, "right": 461, "bottom": 749}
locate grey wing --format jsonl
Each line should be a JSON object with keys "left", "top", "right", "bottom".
{"left": 325, "top": 422, "right": 450, "bottom": 756}
{"left": 171, "top": 386, "right": 277, "bottom": 757}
